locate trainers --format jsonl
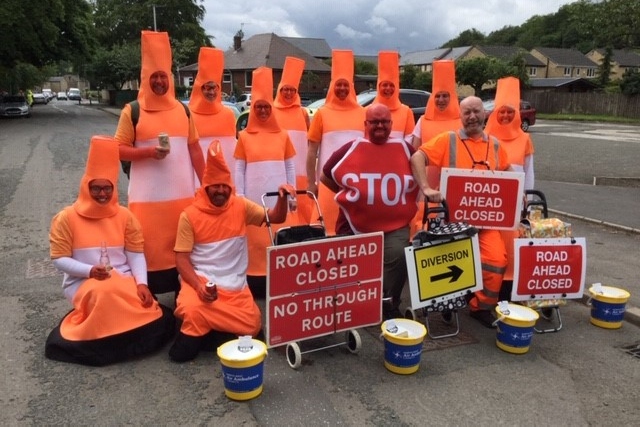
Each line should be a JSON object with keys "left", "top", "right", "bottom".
{"left": 441, "top": 310, "right": 453, "bottom": 325}
{"left": 469, "top": 310, "right": 496, "bottom": 329}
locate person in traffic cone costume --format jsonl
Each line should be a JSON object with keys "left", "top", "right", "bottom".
{"left": 411, "top": 96, "right": 510, "bottom": 328}
{"left": 171, "top": 141, "right": 295, "bottom": 362}
{"left": 307, "top": 49, "right": 365, "bottom": 235}
{"left": 234, "top": 67, "right": 297, "bottom": 298}
{"left": 45, "top": 136, "right": 174, "bottom": 366}
{"left": 114, "top": 31, "right": 205, "bottom": 298}
{"left": 189, "top": 47, "right": 237, "bottom": 186}
{"left": 273, "top": 56, "right": 314, "bottom": 222}
{"left": 410, "top": 60, "right": 463, "bottom": 238}
{"left": 485, "top": 77, "right": 535, "bottom": 298}
{"left": 372, "top": 51, "right": 415, "bottom": 141}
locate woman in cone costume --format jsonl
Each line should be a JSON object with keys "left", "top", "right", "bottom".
{"left": 45, "top": 136, "right": 174, "bottom": 366}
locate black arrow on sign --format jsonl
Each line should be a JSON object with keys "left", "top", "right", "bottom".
{"left": 430, "top": 265, "right": 463, "bottom": 283}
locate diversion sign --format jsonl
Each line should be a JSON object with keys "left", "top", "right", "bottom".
{"left": 405, "top": 234, "right": 483, "bottom": 310}
{"left": 266, "top": 232, "right": 384, "bottom": 348}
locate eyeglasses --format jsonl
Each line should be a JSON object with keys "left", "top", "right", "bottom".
{"left": 89, "top": 185, "right": 114, "bottom": 194}
{"left": 366, "top": 120, "right": 391, "bottom": 126}
{"left": 202, "top": 84, "right": 219, "bottom": 91}
{"left": 281, "top": 87, "right": 297, "bottom": 93}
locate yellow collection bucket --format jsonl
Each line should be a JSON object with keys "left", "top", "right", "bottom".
{"left": 381, "top": 319, "right": 427, "bottom": 375}
{"left": 217, "top": 338, "right": 267, "bottom": 401}
{"left": 495, "top": 304, "right": 539, "bottom": 355}
{"left": 589, "top": 285, "right": 631, "bottom": 329}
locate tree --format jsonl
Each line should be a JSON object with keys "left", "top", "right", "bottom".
{"left": 355, "top": 59, "right": 377, "bottom": 76}
{"left": 442, "top": 29, "right": 486, "bottom": 48}
{"left": 400, "top": 65, "right": 417, "bottom": 89}
{"left": 596, "top": 47, "right": 613, "bottom": 87}
{"left": 620, "top": 69, "right": 640, "bottom": 96}
{"left": 456, "top": 57, "right": 506, "bottom": 96}
{"left": 87, "top": 44, "right": 140, "bottom": 90}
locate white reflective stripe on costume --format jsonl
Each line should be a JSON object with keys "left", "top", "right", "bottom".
{"left": 128, "top": 136, "right": 195, "bottom": 202}
{"left": 317, "top": 130, "right": 362, "bottom": 180}
{"left": 191, "top": 235, "right": 247, "bottom": 291}
{"left": 287, "top": 129, "right": 307, "bottom": 177}
{"left": 244, "top": 160, "right": 287, "bottom": 208}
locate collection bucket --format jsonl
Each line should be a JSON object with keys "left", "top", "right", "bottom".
{"left": 494, "top": 303, "right": 539, "bottom": 354}
{"left": 217, "top": 337, "right": 267, "bottom": 401}
{"left": 381, "top": 319, "right": 427, "bottom": 375}
{"left": 589, "top": 285, "right": 630, "bottom": 329}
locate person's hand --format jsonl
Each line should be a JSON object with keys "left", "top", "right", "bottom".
{"left": 278, "top": 184, "right": 296, "bottom": 198}
{"left": 90, "top": 265, "right": 111, "bottom": 281}
{"left": 307, "top": 182, "right": 318, "bottom": 196}
{"left": 153, "top": 146, "right": 170, "bottom": 160}
{"left": 137, "top": 284, "right": 154, "bottom": 308}
{"left": 424, "top": 188, "right": 443, "bottom": 203}
{"left": 196, "top": 282, "right": 217, "bottom": 304}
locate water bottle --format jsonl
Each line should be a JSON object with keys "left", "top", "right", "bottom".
{"left": 99, "top": 241, "right": 112, "bottom": 276}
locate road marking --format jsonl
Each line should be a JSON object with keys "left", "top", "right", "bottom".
{"left": 546, "top": 131, "right": 640, "bottom": 143}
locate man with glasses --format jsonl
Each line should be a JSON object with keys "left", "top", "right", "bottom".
{"left": 319, "top": 103, "right": 419, "bottom": 319}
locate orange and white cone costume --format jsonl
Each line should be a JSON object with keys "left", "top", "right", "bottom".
{"left": 46, "top": 136, "right": 173, "bottom": 366}
{"left": 273, "top": 56, "right": 314, "bottom": 222}
{"left": 411, "top": 60, "right": 463, "bottom": 237}
{"left": 113, "top": 31, "right": 201, "bottom": 274}
{"left": 485, "top": 77, "right": 535, "bottom": 282}
{"left": 234, "top": 67, "right": 297, "bottom": 277}
{"left": 307, "top": 50, "right": 365, "bottom": 235}
{"left": 372, "top": 51, "right": 415, "bottom": 141}
{"left": 174, "top": 142, "right": 263, "bottom": 338}
{"left": 189, "top": 47, "right": 237, "bottom": 186}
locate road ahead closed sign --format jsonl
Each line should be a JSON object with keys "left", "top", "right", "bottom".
{"left": 405, "top": 235, "right": 483, "bottom": 310}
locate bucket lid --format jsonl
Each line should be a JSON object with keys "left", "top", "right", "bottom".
{"left": 589, "top": 285, "right": 630, "bottom": 299}
{"left": 217, "top": 337, "right": 267, "bottom": 361}
{"left": 381, "top": 318, "right": 426, "bottom": 339}
{"left": 495, "top": 303, "right": 539, "bottom": 321}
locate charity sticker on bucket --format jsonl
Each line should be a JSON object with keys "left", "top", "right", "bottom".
{"left": 588, "top": 283, "right": 631, "bottom": 329}
{"left": 380, "top": 319, "right": 427, "bottom": 375}
{"left": 217, "top": 336, "right": 267, "bottom": 401}
{"left": 494, "top": 302, "right": 539, "bottom": 354}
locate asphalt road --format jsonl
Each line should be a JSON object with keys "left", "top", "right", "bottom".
{"left": 1, "top": 102, "right": 639, "bottom": 426}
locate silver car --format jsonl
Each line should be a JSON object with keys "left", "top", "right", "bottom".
{"left": 0, "top": 95, "right": 31, "bottom": 118}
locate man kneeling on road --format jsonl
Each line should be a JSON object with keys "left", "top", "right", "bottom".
{"left": 170, "top": 141, "right": 295, "bottom": 362}
{"left": 320, "top": 103, "right": 422, "bottom": 319}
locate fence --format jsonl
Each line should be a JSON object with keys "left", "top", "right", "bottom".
{"left": 521, "top": 91, "right": 640, "bottom": 119}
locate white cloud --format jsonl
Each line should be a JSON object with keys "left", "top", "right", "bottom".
{"left": 334, "top": 24, "right": 372, "bottom": 41}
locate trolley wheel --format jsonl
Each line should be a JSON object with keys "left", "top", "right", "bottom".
{"left": 345, "top": 330, "right": 361, "bottom": 354}
{"left": 286, "top": 342, "right": 302, "bottom": 369}
{"left": 404, "top": 307, "right": 417, "bottom": 321}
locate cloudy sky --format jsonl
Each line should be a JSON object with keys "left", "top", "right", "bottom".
{"left": 200, "top": 0, "right": 577, "bottom": 55}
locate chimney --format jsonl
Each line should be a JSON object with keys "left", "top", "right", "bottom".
{"left": 234, "top": 28, "right": 244, "bottom": 51}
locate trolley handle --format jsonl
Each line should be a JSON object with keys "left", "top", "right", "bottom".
{"left": 422, "top": 199, "right": 450, "bottom": 226}
{"left": 523, "top": 189, "right": 548, "bottom": 219}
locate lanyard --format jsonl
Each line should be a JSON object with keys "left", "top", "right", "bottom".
{"left": 460, "top": 137, "right": 491, "bottom": 170}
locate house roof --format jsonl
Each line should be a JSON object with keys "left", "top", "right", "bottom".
{"left": 528, "top": 77, "right": 599, "bottom": 88}
{"left": 533, "top": 47, "right": 598, "bottom": 67}
{"left": 476, "top": 46, "right": 545, "bottom": 66}
{"left": 281, "top": 37, "right": 332, "bottom": 59}
{"left": 591, "top": 49, "right": 640, "bottom": 67}
{"left": 224, "top": 33, "right": 331, "bottom": 72}
{"left": 400, "top": 47, "right": 473, "bottom": 66}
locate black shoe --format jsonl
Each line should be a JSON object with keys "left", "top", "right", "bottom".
{"left": 470, "top": 310, "right": 496, "bottom": 329}
{"left": 169, "top": 332, "right": 203, "bottom": 363}
{"left": 383, "top": 308, "right": 402, "bottom": 321}
{"left": 441, "top": 310, "right": 453, "bottom": 325}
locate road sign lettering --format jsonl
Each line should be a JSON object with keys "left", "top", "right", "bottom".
{"left": 420, "top": 249, "right": 469, "bottom": 267}
{"left": 463, "top": 182, "right": 500, "bottom": 193}
{"left": 527, "top": 278, "right": 574, "bottom": 290}
{"left": 295, "top": 264, "right": 358, "bottom": 286}
{"left": 453, "top": 209, "right": 505, "bottom": 223}
{"left": 459, "top": 195, "right": 503, "bottom": 208}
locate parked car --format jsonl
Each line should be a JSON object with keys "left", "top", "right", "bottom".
{"left": 32, "top": 93, "right": 48, "bottom": 105}
{"left": 235, "top": 93, "right": 251, "bottom": 112}
{"left": 482, "top": 99, "right": 537, "bottom": 132}
{"left": 57, "top": 92, "right": 68, "bottom": 100}
{"left": 0, "top": 95, "right": 31, "bottom": 118}
{"left": 42, "top": 89, "right": 54, "bottom": 101}
{"left": 67, "top": 88, "right": 82, "bottom": 101}
{"left": 305, "top": 88, "right": 431, "bottom": 123}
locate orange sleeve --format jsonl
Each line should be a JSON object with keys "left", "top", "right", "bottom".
{"left": 307, "top": 110, "right": 324, "bottom": 143}
{"left": 284, "top": 135, "right": 296, "bottom": 159}
{"left": 114, "top": 104, "right": 135, "bottom": 147}
{"left": 498, "top": 144, "right": 511, "bottom": 171}
{"left": 174, "top": 212, "right": 195, "bottom": 253}
{"left": 187, "top": 113, "right": 199, "bottom": 146}
{"left": 49, "top": 209, "right": 73, "bottom": 259}
{"left": 234, "top": 133, "right": 247, "bottom": 160}
{"left": 124, "top": 209, "right": 145, "bottom": 252}
{"left": 244, "top": 198, "right": 265, "bottom": 226}
{"left": 403, "top": 108, "right": 416, "bottom": 136}
{"left": 419, "top": 132, "right": 449, "bottom": 168}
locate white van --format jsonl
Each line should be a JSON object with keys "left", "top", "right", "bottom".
{"left": 67, "top": 88, "right": 81, "bottom": 101}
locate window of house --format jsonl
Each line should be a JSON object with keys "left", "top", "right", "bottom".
{"left": 563, "top": 67, "right": 572, "bottom": 76}
{"left": 223, "top": 72, "right": 231, "bottom": 83}
{"left": 586, "top": 68, "right": 596, "bottom": 77}
{"left": 528, "top": 67, "right": 537, "bottom": 77}
{"left": 244, "top": 71, "right": 252, "bottom": 88}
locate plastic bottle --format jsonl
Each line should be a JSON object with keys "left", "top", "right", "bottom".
{"left": 99, "top": 241, "right": 112, "bottom": 276}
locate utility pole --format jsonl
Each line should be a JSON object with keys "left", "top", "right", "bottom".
{"left": 151, "top": 4, "right": 164, "bottom": 31}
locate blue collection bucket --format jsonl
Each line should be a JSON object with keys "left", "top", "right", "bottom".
{"left": 589, "top": 285, "right": 630, "bottom": 329}
{"left": 494, "top": 303, "right": 539, "bottom": 354}
{"left": 217, "top": 337, "right": 267, "bottom": 401}
{"left": 381, "top": 319, "right": 427, "bottom": 375}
